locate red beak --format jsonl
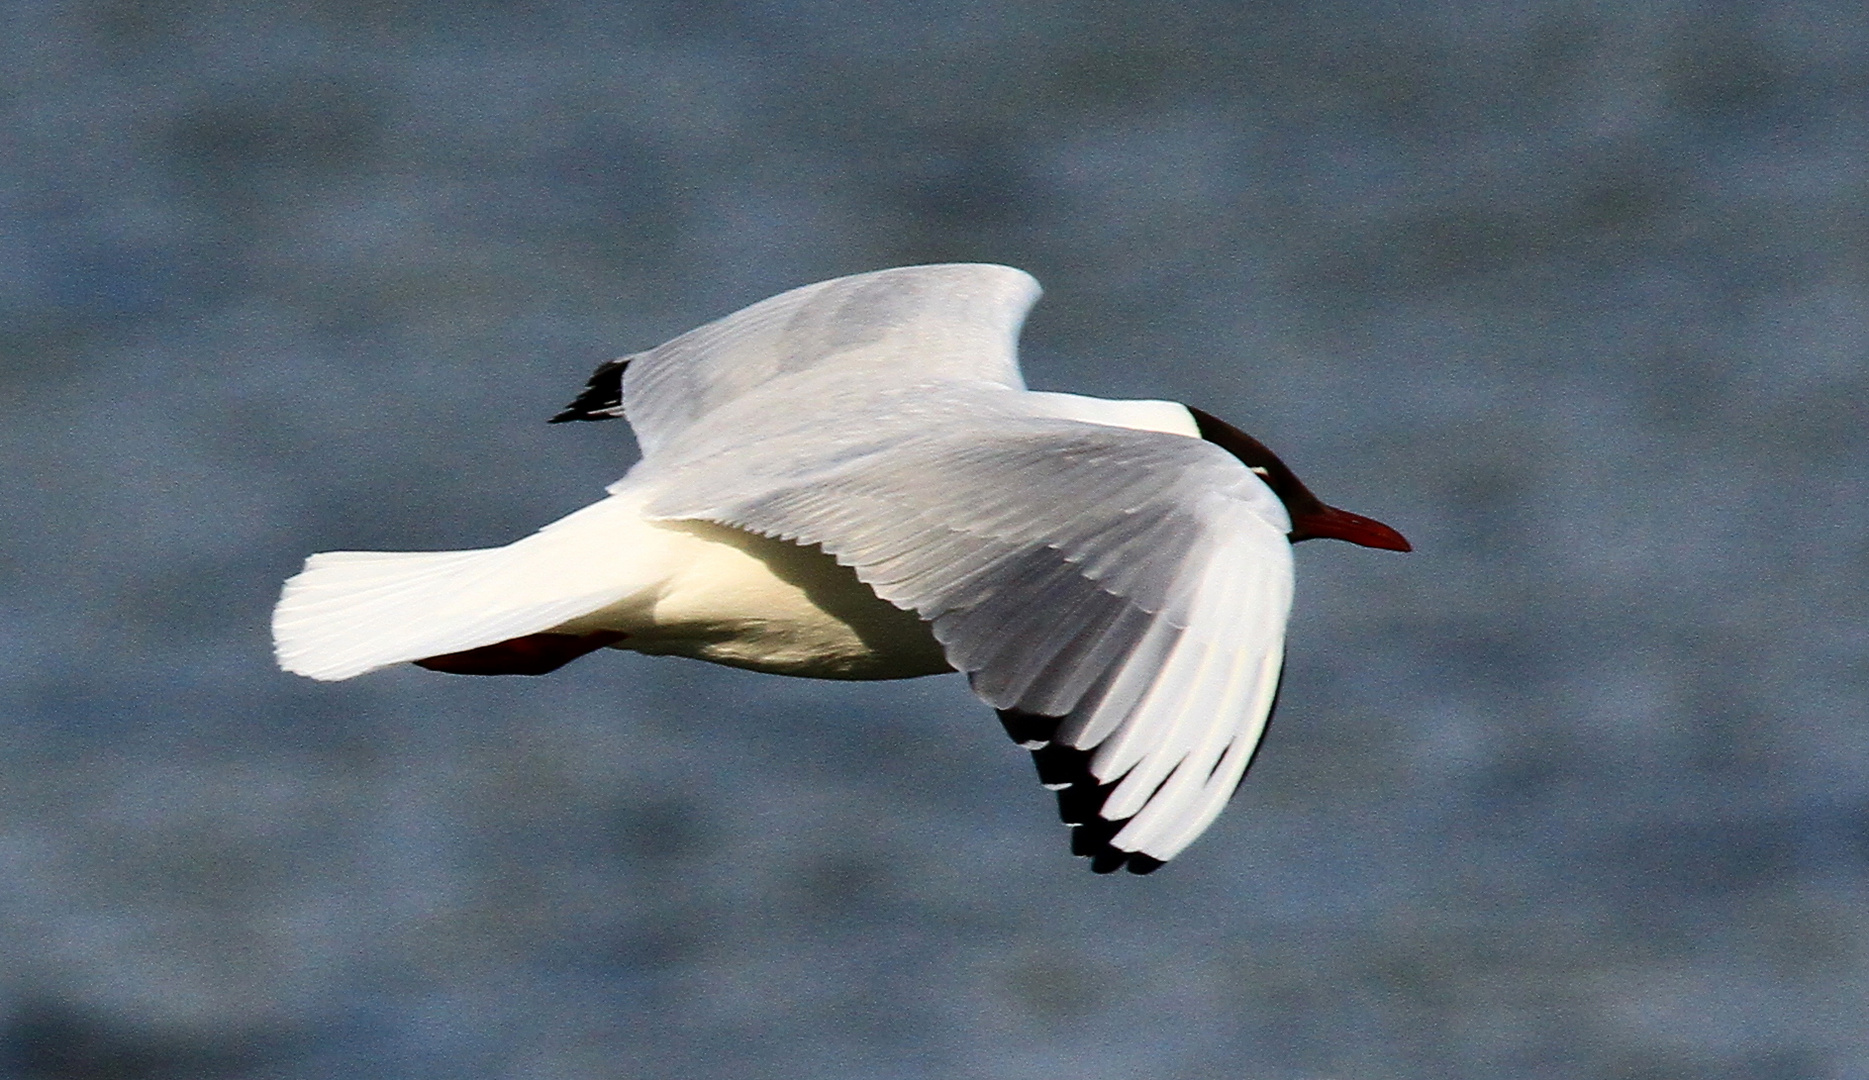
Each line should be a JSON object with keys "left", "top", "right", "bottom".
{"left": 1289, "top": 505, "right": 1412, "bottom": 551}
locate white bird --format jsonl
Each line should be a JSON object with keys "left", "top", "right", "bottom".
{"left": 273, "top": 264, "right": 1409, "bottom": 874}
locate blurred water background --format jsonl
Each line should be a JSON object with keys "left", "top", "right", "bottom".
{"left": 3, "top": 1, "right": 1867, "bottom": 1077}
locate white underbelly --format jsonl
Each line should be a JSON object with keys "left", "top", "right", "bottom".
{"left": 551, "top": 516, "right": 951, "bottom": 680}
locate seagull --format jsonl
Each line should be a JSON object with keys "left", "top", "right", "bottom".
{"left": 273, "top": 264, "right": 1409, "bottom": 874}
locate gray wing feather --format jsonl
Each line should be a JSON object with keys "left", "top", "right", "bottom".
{"left": 619, "top": 264, "right": 1039, "bottom": 458}
{"left": 643, "top": 404, "right": 1294, "bottom": 865}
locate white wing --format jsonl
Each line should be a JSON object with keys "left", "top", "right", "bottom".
{"left": 642, "top": 398, "right": 1294, "bottom": 873}
{"left": 584, "top": 264, "right": 1039, "bottom": 459}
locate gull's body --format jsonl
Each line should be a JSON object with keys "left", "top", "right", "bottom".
{"left": 288, "top": 491, "right": 951, "bottom": 681}
{"left": 274, "top": 264, "right": 1408, "bottom": 873}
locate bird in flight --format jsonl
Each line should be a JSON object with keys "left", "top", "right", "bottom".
{"left": 274, "top": 264, "right": 1409, "bottom": 874}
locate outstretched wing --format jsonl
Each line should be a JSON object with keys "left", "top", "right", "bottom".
{"left": 554, "top": 264, "right": 1040, "bottom": 459}
{"left": 644, "top": 406, "right": 1294, "bottom": 873}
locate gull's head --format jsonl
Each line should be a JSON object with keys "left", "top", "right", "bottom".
{"left": 1186, "top": 406, "right": 1412, "bottom": 552}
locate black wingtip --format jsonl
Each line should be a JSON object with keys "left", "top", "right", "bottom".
{"left": 548, "top": 358, "right": 630, "bottom": 424}
{"left": 997, "top": 708, "right": 1057, "bottom": 748}
{"left": 1087, "top": 847, "right": 1162, "bottom": 874}
{"left": 1125, "top": 854, "right": 1164, "bottom": 875}
{"left": 997, "top": 708, "right": 1169, "bottom": 877}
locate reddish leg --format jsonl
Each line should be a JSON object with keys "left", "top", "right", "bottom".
{"left": 413, "top": 631, "right": 628, "bottom": 676}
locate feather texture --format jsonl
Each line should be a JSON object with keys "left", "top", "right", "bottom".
{"left": 277, "top": 263, "right": 1316, "bottom": 872}
{"left": 636, "top": 393, "right": 1295, "bottom": 867}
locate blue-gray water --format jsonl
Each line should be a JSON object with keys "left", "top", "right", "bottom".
{"left": 3, "top": 2, "right": 1866, "bottom": 1077}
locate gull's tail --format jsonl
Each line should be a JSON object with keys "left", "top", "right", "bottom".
{"left": 272, "top": 495, "right": 653, "bottom": 681}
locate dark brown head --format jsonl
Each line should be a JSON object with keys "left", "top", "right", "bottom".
{"left": 1187, "top": 406, "right": 1411, "bottom": 552}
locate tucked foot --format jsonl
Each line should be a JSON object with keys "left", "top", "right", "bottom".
{"left": 414, "top": 631, "right": 627, "bottom": 676}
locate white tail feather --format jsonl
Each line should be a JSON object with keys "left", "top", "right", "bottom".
{"left": 272, "top": 495, "right": 659, "bottom": 681}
